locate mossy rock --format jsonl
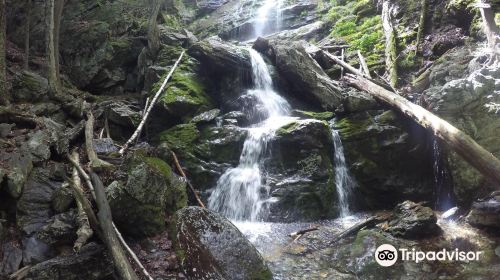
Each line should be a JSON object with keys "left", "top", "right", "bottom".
{"left": 170, "top": 207, "right": 272, "bottom": 280}
{"left": 158, "top": 123, "right": 200, "bottom": 152}
{"left": 292, "top": 110, "right": 334, "bottom": 120}
{"left": 108, "top": 154, "right": 187, "bottom": 237}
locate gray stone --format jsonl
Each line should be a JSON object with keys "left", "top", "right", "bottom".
{"left": 93, "top": 138, "right": 118, "bottom": 154}
{"left": 191, "top": 109, "right": 221, "bottom": 124}
{"left": 51, "top": 184, "right": 75, "bottom": 213}
{"left": 0, "top": 242, "right": 23, "bottom": 275}
{"left": 387, "top": 201, "right": 440, "bottom": 239}
{"left": 171, "top": 207, "right": 272, "bottom": 280}
{"left": 466, "top": 196, "right": 500, "bottom": 229}
{"left": 24, "top": 243, "right": 113, "bottom": 280}
{"left": 267, "top": 40, "right": 343, "bottom": 110}
{"left": 22, "top": 236, "right": 55, "bottom": 265}
{"left": 11, "top": 71, "right": 49, "bottom": 102}
{"left": 36, "top": 211, "right": 78, "bottom": 246}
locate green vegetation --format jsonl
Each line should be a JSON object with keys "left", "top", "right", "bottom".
{"left": 325, "top": 0, "right": 384, "bottom": 67}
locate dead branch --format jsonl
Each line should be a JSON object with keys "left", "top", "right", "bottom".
{"left": 69, "top": 151, "right": 95, "bottom": 252}
{"left": 90, "top": 171, "right": 139, "bottom": 280}
{"left": 119, "top": 50, "right": 186, "bottom": 155}
{"left": 289, "top": 227, "right": 319, "bottom": 238}
{"left": 332, "top": 217, "right": 378, "bottom": 243}
{"left": 172, "top": 151, "right": 205, "bottom": 208}
{"left": 357, "top": 50, "right": 372, "bottom": 78}
{"left": 67, "top": 154, "right": 153, "bottom": 280}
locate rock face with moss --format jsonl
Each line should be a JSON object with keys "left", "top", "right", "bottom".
{"left": 422, "top": 45, "right": 500, "bottom": 207}
{"left": 266, "top": 119, "right": 336, "bottom": 221}
{"left": 107, "top": 153, "right": 188, "bottom": 237}
{"left": 333, "top": 110, "right": 436, "bottom": 210}
{"left": 171, "top": 207, "right": 272, "bottom": 280}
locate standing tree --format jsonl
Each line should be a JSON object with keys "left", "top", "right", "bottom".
{"left": 147, "top": 0, "right": 162, "bottom": 58}
{"left": 477, "top": 0, "right": 499, "bottom": 62}
{"left": 0, "top": 0, "right": 7, "bottom": 105}
{"left": 54, "top": 0, "right": 65, "bottom": 79}
{"left": 24, "top": 0, "right": 32, "bottom": 70}
{"left": 45, "top": 0, "right": 63, "bottom": 96}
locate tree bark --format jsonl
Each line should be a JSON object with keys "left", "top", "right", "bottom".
{"left": 147, "top": 0, "right": 162, "bottom": 58}
{"left": 381, "top": 0, "right": 398, "bottom": 88}
{"left": 24, "top": 0, "right": 31, "bottom": 70}
{"left": 45, "top": 0, "right": 61, "bottom": 96}
{"left": 357, "top": 50, "right": 372, "bottom": 78}
{"left": 0, "top": 0, "right": 7, "bottom": 105}
{"left": 415, "top": 0, "right": 427, "bottom": 53}
{"left": 90, "top": 172, "right": 139, "bottom": 280}
{"left": 345, "top": 73, "right": 500, "bottom": 188}
{"left": 54, "top": 0, "right": 65, "bottom": 79}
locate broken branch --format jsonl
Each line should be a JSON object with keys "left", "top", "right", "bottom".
{"left": 172, "top": 151, "right": 206, "bottom": 208}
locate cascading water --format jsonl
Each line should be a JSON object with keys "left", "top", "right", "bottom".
{"left": 329, "top": 120, "right": 356, "bottom": 217}
{"left": 432, "top": 138, "right": 454, "bottom": 210}
{"left": 252, "top": 0, "right": 283, "bottom": 39}
{"left": 208, "top": 48, "right": 292, "bottom": 221}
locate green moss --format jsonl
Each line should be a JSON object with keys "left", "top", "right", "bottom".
{"left": 144, "top": 157, "right": 173, "bottom": 179}
{"left": 335, "top": 116, "right": 372, "bottom": 140}
{"left": 276, "top": 121, "right": 300, "bottom": 136}
{"left": 295, "top": 110, "right": 334, "bottom": 120}
{"left": 326, "top": 0, "right": 384, "bottom": 68}
{"left": 159, "top": 123, "right": 200, "bottom": 151}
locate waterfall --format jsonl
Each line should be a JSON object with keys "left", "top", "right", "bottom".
{"left": 432, "top": 138, "right": 454, "bottom": 210}
{"left": 208, "top": 49, "right": 292, "bottom": 221}
{"left": 252, "top": 0, "right": 283, "bottom": 39}
{"left": 330, "top": 121, "right": 355, "bottom": 217}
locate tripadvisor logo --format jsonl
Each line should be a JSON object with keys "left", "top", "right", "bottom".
{"left": 374, "top": 244, "right": 483, "bottom": 267}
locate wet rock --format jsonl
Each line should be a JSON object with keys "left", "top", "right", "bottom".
{"left": 267, "top": 40, "right": 343, "bottom": 110}
{"left": 22, "top": 236, "right": 55, "bottom": 265}
{"left": 333, "top": 110, "right": 435, "bottom": 209}
{"left": 423, "top": 49, "right": 500, "bottom": 206}
{"left": 0, "top": 123, "right": 14, "bottom": 137}
{"left": 36, "top": 211, "right": 78, "bottom": 246}
{"left": 107, "top": 101, "right": 142, "bottom": 128}
{"left": 0, "top": 242, "right": 23, "bottom": 275}
{"left": 387, "top": 201, "right": 440, "bottom": 238}
{"left": 107, "top": 154, "right": 187, "bottom": 237}
{"left": 191, "top": 109, "right": 221, "bottom": 124}
{"left": 267, "top": 119, "right": 336, "bottom": 221}
{"left": 17, "top": 168, "right": 61, "bottom": 234}
{"left": 158, "top": 123, "right": 247, "bottom": 191}
{"left": 466, "top": 197, "right": 500, "bottom": 229}
{"left": 24, "top": 242, "right": 113, "bottom": 280}
{"left": 51, "top": 184, "right": 75, "bottom": 213}
{"left": 292, "top": 110, "right": 334, "bottom": 121}
{"left": 189, "top": 37, "right": 251, "bottom": 71}
{"left": 171, "top": 207, "right": 272, "bottom": 280}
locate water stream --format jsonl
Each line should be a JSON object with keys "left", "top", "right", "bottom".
{"left": 207, "top": 49, "right": 293, "bottom": 221}
{"left": 330, "top": 120, "right": 356, "bottom": 217}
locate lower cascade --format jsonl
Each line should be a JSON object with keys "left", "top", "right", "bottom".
{"left": 330, "top": 120, "right": 356, "bottom": 217}
{"left": 208, "top": 48, "right": 293, "bottom": 221}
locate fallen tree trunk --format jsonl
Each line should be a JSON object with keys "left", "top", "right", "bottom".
{"left": 332, "top": 217, "right": 378, "bottom": 243}
{"left": 344, "top": 73, "right": 500, "bottom": 187}
{"left": 90, "top": 172, "right": 139, "bottom": 280}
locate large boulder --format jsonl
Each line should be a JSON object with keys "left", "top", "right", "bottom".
{"left": 171, "top": 207, "right": 272, "bottom": 280}
{"left": 157, "top": 122, "right": 247, "bottom": 192}
{"left": 107, "top": 154, "right": 188, "bottom": 237}
{"left": 266, "top": 119, "right": 336, "bottom": 221}
{"left": 265, "top": 40, "right": 343, "bottom": 110}
{"left": 23, "top": 243, "right": 113, "bottom": 280}
{"left": 332, "top": 110, "right": 436, "bottom": 210}
{"left": 466, "top": 194, "right": 500, "bottom": 229}
{"left": 11, "top": 71, "right": 49, "bottom": 102}
{"left": 387, "top": 201, "right": 440, "bottom": 239}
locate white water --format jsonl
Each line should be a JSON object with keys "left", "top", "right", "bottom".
{"left": 252, "top": 0, "right": 283, "bottom": 38}
{"left": 330, "top": 121, "right": 355, "bottom": 217}
{"left": 208, "top": 49, "right": 292, "bottom": 221}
